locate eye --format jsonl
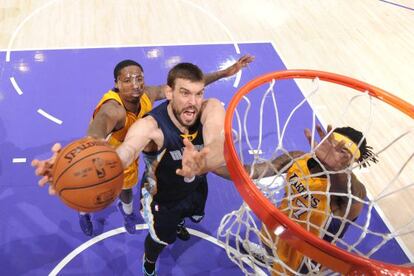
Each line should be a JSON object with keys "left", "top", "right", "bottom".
{"left": 342, "top": 148, "right": 352, "bottom": 157}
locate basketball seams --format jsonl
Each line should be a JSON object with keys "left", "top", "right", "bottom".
{"left": 52, "top": 137, "right": 103, "bottom": 181}
{"left": 54, "top": 150, "right": 121, "bottom": 191}
{"left": 59, "top": 173, "right": 123, "bottom": 212}
{"left": 59, "top": 170, "right": 123, "bottom": 193}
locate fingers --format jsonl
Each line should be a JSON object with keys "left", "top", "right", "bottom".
{"left": 238, "top": 54, "right": 255, "bottom": 67}
{"left": 326, "top": 124, "right": 333, "bottom": 133}
{"left": 182, "top": 138, "right": 194, "bottom": 150}
{"left": 48, "top": 185, "right": 56, "bottom": 195}
{"left": 176, "top": 144, "right": 210, "bottom": 178}
{"left": 176, "top": 167, "right": 192, "bottom": 177}
{"left": 304, "top": 128, "right": 313, "bottom": 147}
{"left": 52, "top": 143, "right": 62, "bottom": 153}
{"left": 316, "top": 125, "right": 326, "bottom": 140}
{"left": 31, "top": 159, "right": 39, "bottom": 167}
{"left": 38, "top": 176, "right": 50, "bottom": 187}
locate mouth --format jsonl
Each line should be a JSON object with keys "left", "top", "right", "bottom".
{"left": 131, "top": 90, "right": 143, "bottom": 98}
{"left": 182, "top": 108, "right": 197, "bottom": 122}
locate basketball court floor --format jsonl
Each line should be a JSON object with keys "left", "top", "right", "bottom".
{"left": 1, "top": 1, "right": 413, "bottom": 275}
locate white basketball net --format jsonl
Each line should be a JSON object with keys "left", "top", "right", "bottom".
{"left": 217, "top": 75, "right": 414, "bottom": 275}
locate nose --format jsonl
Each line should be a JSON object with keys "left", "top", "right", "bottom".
{"left": 132, "top": 78, "right": 143, "bottom": 89}
{"left": 188, "top": 94, "right": 196, "bottom": 105}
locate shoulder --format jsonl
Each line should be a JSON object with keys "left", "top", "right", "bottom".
{"left": 97, "top": 100, "right": 126, "bottom": 120}
{"left": 202, "top": 98, "right": 223, "bottom": 110}
{"left": 131, "top": 114, "right": 159, "bottom": 131}
{"left": 200, "top": 98, "right": 225, "bottom": 120}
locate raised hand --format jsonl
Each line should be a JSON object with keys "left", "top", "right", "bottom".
{"left": 222, "top": 54, "right": 255, "bottom": 77}
{"left": 304, "top": 125, "right": 348, "bottom": 171}
{"left": 31, "top": 143, "right": 62, "bottom": 195}
{"left": 176, "top": 138, "right": 210, "bottom": 179}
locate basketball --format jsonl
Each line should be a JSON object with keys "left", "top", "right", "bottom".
{"left": 52, "top": 137, "right": 124, "bottom": 212}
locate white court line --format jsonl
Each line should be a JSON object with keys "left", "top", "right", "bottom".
{"left": 10, "top": 77, "right": 23, "bottom": 95}
{"left": 5, "top": 0, "right": 59, "bottom": 62}
{"left": 177, "top": 0, "right": 242, "bottom": 88}
{"left": 233, "top": 71, "right": 242, "bottom": 88}
{"left": 178, "top": 0, "right": 240, "bottom": 54}
{"left": 37, "top": 109, "right": 63, "bottom": 125}
{"left": 12, "top": 158, "right": 27, "bottom": 163}
{"left": 4, "top": 0, "right": 242, "bottom": 61}
{"left": 0, "top": 40, "right": 274, "bottom": 53}
{"left": 366, "top": 191, "right": 414, "bottom": 262}
{"left": 49, "top": 224, "right": 266, "bottom": 276}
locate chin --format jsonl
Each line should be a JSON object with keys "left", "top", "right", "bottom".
{"left": 180, "top": 119, "right": 195, "bottom": 127}
{"left": 130, "top": 97, "right": 141, "bottom": 103}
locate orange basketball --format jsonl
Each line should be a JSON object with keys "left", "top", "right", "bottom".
{"left": 52, "top": 137, "right": 124, "bottom": 212}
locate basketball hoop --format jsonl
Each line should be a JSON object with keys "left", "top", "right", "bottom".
{"left": 220, "top": 70, "right": 414, "bottom": 275}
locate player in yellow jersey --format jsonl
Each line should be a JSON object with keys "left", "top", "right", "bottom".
{"left": 33, "top": 55, "right": 254, "bottom": 236}
{"left": 210, "top": 124, "right": 378, "bottom": 274}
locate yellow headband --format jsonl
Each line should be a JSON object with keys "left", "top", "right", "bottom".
{"left": 332, "top": 132, "right": 361, "bottom": 160}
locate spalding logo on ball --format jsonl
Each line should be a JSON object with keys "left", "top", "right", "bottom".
{"left": 52, "top": 137, "right": 124, "bottom": 212}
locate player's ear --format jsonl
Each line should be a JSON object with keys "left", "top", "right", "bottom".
{"left": 165, "top": 85, "right": 173, "bottom": 100}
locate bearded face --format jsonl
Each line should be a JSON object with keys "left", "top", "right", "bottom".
{"left": 168, "top": 78, "right": 205, "bottom": 127}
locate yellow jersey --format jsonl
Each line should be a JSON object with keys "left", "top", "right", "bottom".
{"left": 270, "top": 155, "right": 330, "bottom": 274}
{"left": 93, "top": 90, "right": 152, "bottom": 189}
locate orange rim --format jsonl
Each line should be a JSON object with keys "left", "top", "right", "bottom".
{"left": 224, "top": 70, "right": 414, "bottom": 275}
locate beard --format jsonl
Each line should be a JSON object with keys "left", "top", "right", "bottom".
{"left": 172, "top": 104, "right": 200, "bottom": 127}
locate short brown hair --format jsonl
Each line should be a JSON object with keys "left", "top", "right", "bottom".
{"left": 167, "top": 63, "right": 204, "bottom": 88}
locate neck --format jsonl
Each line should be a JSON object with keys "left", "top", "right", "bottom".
{"left": 122, "top": 99, "right": 141, "bottom": 115}
{"left": 167, "top": 103, "right": 188, "bottom": 134}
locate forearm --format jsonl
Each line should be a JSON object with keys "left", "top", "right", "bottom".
{"left": 116, "top": 142, "right": 138, "bottom": 169}
{"left": 115, "top": 116, "right": 156, "bottom": 169}
{"left": 87, "top": 103, "right": 122, "bottom": 139}
{"left": 87, "top": 121, "right": 109, "bottom": 139}
{"left": 330, "top": 173, "right": 366, "bottom": 206}
{"left": 200, "top": 138, "right": 226, "bottom": 175}
{"left": 145, "top": 85, "right": 168, "bottom": 101}
{"left": 212, "top": 151, "right": 304, "bottom": 180}
{"left": 204, "top": 70, "right": 227, "bottom": 86}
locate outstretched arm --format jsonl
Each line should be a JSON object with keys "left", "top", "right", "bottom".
{"left": 116, "top": 115, "right": 159, "bottom": 168}
{"left": 87, "top": 100, "right": 125, "bottom": 139}
{"left": 31, "top": 100, "right": 125, "bottom": 195}
{"left": 145, "top": 54, "right": 255, "bottom": 102}
{"left": 213, "top": 151, "right": 305, "bottom": 180}
{"left": 204, "top": 54, "right": 254, "bottom": 85}
{"left": 176, "top": 97, "right": 304, "bottom": 178}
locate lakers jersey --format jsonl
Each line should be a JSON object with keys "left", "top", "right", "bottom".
{"left": 271, "top": 155, "right": 330, "bottom": 274}
{"left": 93, "top": 90, "right": 152, "bottom": 189}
